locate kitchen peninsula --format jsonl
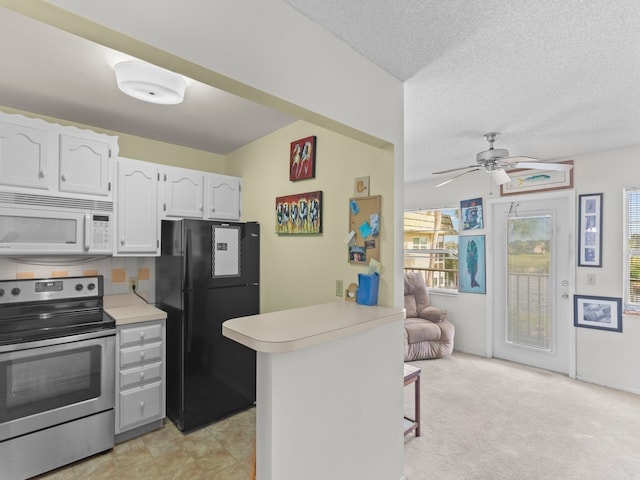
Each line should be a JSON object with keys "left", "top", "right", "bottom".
{"left": 223, "top": 301, "right": 405, "bottom": 480}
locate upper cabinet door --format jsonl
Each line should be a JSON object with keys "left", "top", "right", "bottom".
{"left": 116, "top": 158, "right": 160, "bottom": 256}
{"left": 0, "top": 121, "right": 54, "bottom": 191}
{"left": 160, "top": 166, "right": 204, "bottom": 219}
{"left": 205, "top": 174, "right": 241, "bottom": 221}
{"left": 59, "top": 134, "right": 113, "bottom": 198}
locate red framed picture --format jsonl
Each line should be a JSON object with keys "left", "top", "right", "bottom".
{"left": 289, "top": 136, "right": 316, "bottom": 181}
{"left": 275, "top": 191, "right": 322, "bottom": 234}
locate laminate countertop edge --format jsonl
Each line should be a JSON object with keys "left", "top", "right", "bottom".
{"left": 104, "top": 294, "right": 167, "bottom": 326}
{"left": 222, "top": 301, "right": 403, "bottom": 353}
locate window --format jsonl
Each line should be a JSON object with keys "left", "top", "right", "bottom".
{"left": 404, "top": 207, "right": 459, "bottom": 292}
{"left": 624, "top": 188, "right": 640, "bottom": 312}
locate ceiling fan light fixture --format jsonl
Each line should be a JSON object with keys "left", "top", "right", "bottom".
{"left": 114, "top": 61, "right": 186, "bottom": 105}
{"left": 490, "top": 168, "right": 511, "bottom": 185}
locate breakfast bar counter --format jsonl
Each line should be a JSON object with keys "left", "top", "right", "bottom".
{"left": 223, "top": 301, "right": 405, "bottom": 480}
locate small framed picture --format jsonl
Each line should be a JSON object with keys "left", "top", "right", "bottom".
{"left": 574, "top": 295, "right": 622, "bottom": 332}
{"left": 290, "top": 136, "right": 316, "bottom": 181}
{"left": 578, "top": 193, "right": 603, "bottom": 267}
{"left": 460, "top": 197, "right": 483, "bottom": 230}
{"left": 353, "top": 176, "right": 370, "bottom": 197}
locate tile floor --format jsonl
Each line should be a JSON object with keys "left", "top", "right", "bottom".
{"left": 35, "top": 408, "right": 256, "bottom": 480}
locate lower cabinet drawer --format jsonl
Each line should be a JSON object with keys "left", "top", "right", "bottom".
{"left": 119, "top": 382, "right": 162, "bottom": 430}
{"left": 120, "top": 362, "right": 163, "bottom": 389}
{"left": 120, "top": 342, "right": 162, "bottom": 368}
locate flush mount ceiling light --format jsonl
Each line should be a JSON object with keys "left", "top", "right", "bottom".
{"left": 114, "top": 61, "right": 186, "bottom": 105}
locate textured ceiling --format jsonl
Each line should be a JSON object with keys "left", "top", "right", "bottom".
{"left": 3, "top": 2, "right": 640, "bottom": 186}
{"left": 285, "top": 0, "right": 640, "bottom": 184}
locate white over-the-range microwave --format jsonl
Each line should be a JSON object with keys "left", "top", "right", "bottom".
{"left": 0, "top": 192, "right": 113, "bottom": 255}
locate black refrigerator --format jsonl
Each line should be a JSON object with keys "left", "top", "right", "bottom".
{"left": 156, "top": 219, "right": 259, "bottom": 432}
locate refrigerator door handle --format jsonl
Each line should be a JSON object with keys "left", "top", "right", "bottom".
{"left": 185, "top": 228, "right": 193, "bottom": 291}
{"left": 186, "top": 292, "right": 194, "bottom": 353}
{"left": 185, "top": 228, "right": 194, "bottom": 352}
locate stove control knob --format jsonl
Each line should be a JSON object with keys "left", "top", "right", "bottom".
{"left": 75, "top": 283, "right": 84, "bottom": 291}
{"left": 11, "top": 287, "right": 20, "bottom": 296}
{"left": 0, "top": 289, "right": 4, "bottom": 297}
{"left": 87, "top": 283, "right": 96, "bottom": 291}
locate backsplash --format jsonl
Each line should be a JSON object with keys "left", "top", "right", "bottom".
{"left": 0, "top": 256, "right": 156, "bottom": 303}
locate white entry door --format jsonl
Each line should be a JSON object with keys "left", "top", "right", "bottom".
{"left": 491, "top": 191, "right": 575, "bottom": 374}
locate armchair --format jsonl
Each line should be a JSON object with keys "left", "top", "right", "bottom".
{"left": 403, "top": 272, "right": 454, "bottom": 361}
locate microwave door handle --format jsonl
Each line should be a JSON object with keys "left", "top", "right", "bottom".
{"left": 83, "top": 213, "right": 91, "bottom": 251}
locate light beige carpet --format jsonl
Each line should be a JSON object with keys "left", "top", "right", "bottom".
{"left": 403, "top": 352, "right": 640, "bottom": 480}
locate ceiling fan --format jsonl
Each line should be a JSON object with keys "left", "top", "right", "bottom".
{"left": 433, "top": 132, "right": 573, "bottom": 187}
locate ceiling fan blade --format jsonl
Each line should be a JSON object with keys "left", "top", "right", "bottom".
{"left": 508, "top": 161, "right": 573, "bottom": 171}
{"left": 435, "top": 168, "right": 480, "bottom": 187}
{"left": 432, "top": 165, "right": 477, "bottom": 175}
{"left": 490, "top": 168, "right": 511, "bottom": 185}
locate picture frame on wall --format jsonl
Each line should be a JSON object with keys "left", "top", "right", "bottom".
{"left": 574, "top": 294, "right": 622, "bottom": 332}
{"left": 460, "top": 197, "right": 483, "bottom": 230}
{"left": 458, "top": 235, "right": 486, "bottom": 294}
{"left": 275, "top": 191, "right": 322, "bottom": 234}
{"left": 289, "top": 136, "right": 316, "bottom": 181}
{"left": 500, "top": 160, "right": 574, "bottom": 196}
{"left": 578, "top": 193, "right": 603, "bottom": 267}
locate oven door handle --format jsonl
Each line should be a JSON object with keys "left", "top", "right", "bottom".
{"left": 0, "top": 328, "right": 116, "bottom": 353}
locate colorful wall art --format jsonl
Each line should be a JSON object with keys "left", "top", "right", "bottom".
{"left": 289, "top": 136, "right": 316, "bottom": 181}
{"left": 275, "top": 191, "right": 322, "bottom": 234}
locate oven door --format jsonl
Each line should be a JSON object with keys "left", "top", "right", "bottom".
{"left": 0, "top": 330, "right": 115, "bottom": 441}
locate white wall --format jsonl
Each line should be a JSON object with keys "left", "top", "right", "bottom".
{"left": 405, "top": 146, "right": 640, "bottom": 394}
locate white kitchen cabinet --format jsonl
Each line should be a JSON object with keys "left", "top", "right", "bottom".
{"left": 159, "top": 165, "right": 205, "bottom": 219}
{"left": 115, "top": 157, "right": 160, "bottom": 256}
{"left": 0, "top": 111, "right": 117, "bottom": 201}
{"left": 205, "top": 173, "right": 241, "bottom": 221}
{"left": 0, "top": 118, "right": 55, "bottom": 191}
{"left": 115, "top": 319, "right": 166, "bottom": 443}
{"left": 59, "top": 134, "right": 113, "bottom": 198}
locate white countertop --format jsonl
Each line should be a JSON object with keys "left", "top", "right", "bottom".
{"left": 222, "top": 301, "right": 403, "bottom": 353}
{"left": 104, "top": 294, "right": 167, "bottom": 326}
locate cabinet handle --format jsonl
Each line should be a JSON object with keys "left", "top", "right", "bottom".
{"left": 120, "top": 236, "right": 125, "bottom": 245}
{"left": 163, "top": 203, "right": 166, "bottom": 212}
{"left": 39, "top": 169, "right": 46, "bottom": 179}
{"left": 140, "top": 351, "right": 145, "bottom": 360}
{"left": 140, "top": 401, "right": 145, "bottom": 409}
{"left": 140, "top": 372, "right": 145, "bottom": 380}
{"left": 211, "top": 207, "right": 215, "bottom": 212}
{"left": 139, "top": 331, "right": 145, "bottom": 340}
{"left": 199, "top": 204, "right": 203, "bottom": 211}
{"left": 61, "top": 173, "right": 67, "bottom": 182}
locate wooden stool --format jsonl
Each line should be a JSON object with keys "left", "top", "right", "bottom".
{"left": 403, "top": 363, "right": 421, "bottom": 437}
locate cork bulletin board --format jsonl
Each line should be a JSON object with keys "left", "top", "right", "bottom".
{"left": 348, "top": 195, "right": 381, "bottom": 264}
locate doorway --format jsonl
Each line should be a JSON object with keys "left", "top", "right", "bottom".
{"left": 490, "top": 191, "right": 575, "bottom": 374}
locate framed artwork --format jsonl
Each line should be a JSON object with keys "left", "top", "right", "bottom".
{"left": 500, "top": 160, "right": 574, "bottom": 196}
{"left": 275, "top": 191, "right": 322, "bottom": 234}
{"left": 574, "top": 295, "right": 622, "bottom": 332}
{"left": 458, "top": 235, "right": 486, "bottom": 294}
{"left": 460, "top": 197, "right": 483, "bottom": 230}
{"left": 353, "top": 176, "right": 370, "bottom": 197}
{"left": 578, "top": 193, "right": 603, "bottom": 267}
{"left": 289, "top": 136, "right": 316, "bottom": 181}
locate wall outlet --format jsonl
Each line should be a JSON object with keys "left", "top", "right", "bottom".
{"left": 129, "top": 277, "right": 138, "bottom": 292}
{"left": 335, "top": 280, "right": 343, "bottom": 297}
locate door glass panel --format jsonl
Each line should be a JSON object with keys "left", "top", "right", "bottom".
{"left": 506, "top": 215, "right": 552, "bottom": 351}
